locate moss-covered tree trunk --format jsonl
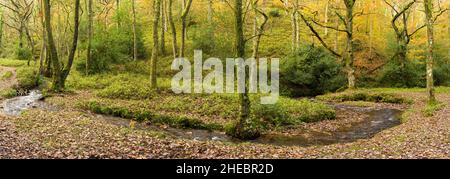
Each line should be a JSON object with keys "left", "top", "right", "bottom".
{"left": 43, "top": 0, "right": 80, "bottom": 91}
{"left": 86, "top": 0, "right": 93, "bottom": 75}
{"left": 168, "top": 0, "right": 177, "bottom": 59}
{"left": 344, "top": 0, "right": 356, "bottom": 89}
{"left": 179, "top": 0, "right": 193, "bottom": 57}
{"left": 43, "top": 0, "right": 63, "bottom": 91}
{"left": 160, "top": 0, "right": 166, "bottom": 55}
{"left": 234, "top": 0, "right": 253, "bottom": 139}
{"left": 424, "top": 0, "right": 435, "bottom": 102}
{"left": 150, "top": 0, "right": 161, "bottom": 89}
{"left": 132, "top": 0, "right": 138, "bottom": 61}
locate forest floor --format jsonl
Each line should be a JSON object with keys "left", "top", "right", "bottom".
{"left": 0, "top": 65, "right": 449, "bottom": 159}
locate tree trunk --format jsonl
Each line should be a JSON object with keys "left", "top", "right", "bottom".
{"left": 180, "top": 0, "right": 193, "bottom": 57}
{"left": 207, "top": 0, "right": 215, "bottom": 47}
{"left": 160, "top": 0, "right": 166, "bottom": 55}
{"left": 290, "top": 0, "right": 299, "bottom": 51}
{"left": 150, "top": 0, "right": 162, "bottom": 89}
{"left": 116, "top": 0, "right": 121, "bottom": 28}
{"left": 25, "top": 26, "right": 35, "bottom": 66}
{"left": 0, "top": 9, "right": 3, "bottom": 50}
{"left": 61, "top": 0, "right": 81, "bottom": 85}
{"left": 325, "top": 0, "right": 329, "bottom": 36}
{"left": 43, "top": 0, "right": 62, "bottom": 91}
{"left": 39, "top": 0, "right": 46, "bottom": 76}
{"left": 344, "top": 0, "right": 356, "bottom": 89}
{"left": 168, "top": 0, "right": 177, "bottom": 59}
{"left": 132, "top": 0, "right": 138, "bottom": 61}
{"left": 252, "top": 1, "right": 268, "bottom": 59}
{"left": 235, "top": 0, "right": 251, "bottom": 138}
{"left": 424, "top": 0, "right": 435, "bottom": 102}
{"left": 87, "top": 0, "right": 93, "bottom": 75}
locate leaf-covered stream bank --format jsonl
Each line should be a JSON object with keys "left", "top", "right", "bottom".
{"left": 0, "top": 88, "right": 448, "bottom": 158}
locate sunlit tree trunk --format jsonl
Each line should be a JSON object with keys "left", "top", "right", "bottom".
{"left": 87, "top": 0, "right": 93, "bottom": 75}
{"left": 168, "top": 0, "right": 177, "bottom": 59}
{"left": 39, "top": 0, "right": 46, "bottom": 75}
{"left": 344, "top": 0, "right": 356, "bottom": 89}
{"left": 150, "top": 0, "right": 161, "bottom": 89}
{"left": 160, "top": 0, "right": 166, "bottom": 55}
{"left": 424, "top": 0, "right": 435, "bottom": 102}
{"left": 0, "top": 8, "right": 3, "bottom": 50}
{"left": 116, "top": 0, "right": 121, "bottom": 28}
{"left": 325, "top": 0, "right": 329, "bottom": 36}
{"left": 132, "top": 0, "right": 138, "bottom": 61}
{"left": 180, "top": 0, "right": 193, "bottom": 57}
{"left": 252, "top": 1, "right": 268, "bottom": 59}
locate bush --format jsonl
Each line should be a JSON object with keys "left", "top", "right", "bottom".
{"left": 1, "top": 71, "right": 13, "bottom": 80}
{"left": 16, "top": 67, "right": 40, "bottom": 90}
{"left": 378, "top": 61, "right": 425, "bottom": 88}
{"left": 0, "top": 88, "right": 17, "bottom": 98}
{"left": 96, "top": 80, "right": 155, "bottom": 99}
{"left": 16, "top": 48, "right": 32, "bottom": 60}
{"left": 280, "top": 98, "right": 336, "bottom": 123}
{"left": 192, "top": 26, "right": 215, "bottom": 54}
{"left": 280, "top": 45, "right": 346, "bottom": 97}
{"left": 83, "top": 101, "right": 222, "bottom": 131}
{"left": 269, "top": 8, "right": 282, "bottom": 18}
{"left": 225, "top": 119, "right": 263, "bottom": 140}
{"left": 252, "top": 103, "right": 292, "bottom": 128}
{"left": 77, "top": 25, "right": 144, "bottom": 74}
{"left": 317, "top": 91, "right": 411, "bottom": 104}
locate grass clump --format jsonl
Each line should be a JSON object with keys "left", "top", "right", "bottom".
{"left": 96, "top": 81, "right": 156, "bottom": 99}
{"left": 279, "top": 98, "right": 336, "bottom": 123}
{"left": 0, "top": 88, "right": 18, "bottom": 98}
{"left": 0, "top": 59, "right": 27, "bottom": 67}
{"left": 16, "top": 67, "right": 40, "bottom": 90}
{"left": 1, "top": 71, "right": 13, "bottom": 80}
{"left": 422, "top": 100, "right": 446, "bottom": 117}
{"left": 225, "top": 119, "right": 263, "bottom": 140}
{"left": 318, "top": 92, "right": 410, "bottom": 104}
{"left": 83, "top": 101, "right": 222, "bottom": 131}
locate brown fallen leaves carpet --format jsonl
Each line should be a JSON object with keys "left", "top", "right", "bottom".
{"left": 0, "top": 93, "right": 449, "bottom": 159}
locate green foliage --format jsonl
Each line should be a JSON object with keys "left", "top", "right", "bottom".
{"left": 0, "top": 58, "right": 27, "bottom": 67}
{"left": 96, "top": 80, "right": 155, "bottom": 100}
{"left": 78, "top": 24, "right": 145, "bottom": 74}
{"left": 15, "top": 48, "right": 32, "bottom": 60}
{"left": 83, "top": 101, "right": 222, "bottom": 131}
{"left": 268, "top": 8, "right": 282, "bottom": 18}
{"left": 378, "top": 61, "right": 425, "bottom": 88}
{"left": 225, "top": 119, "right": 263, "bottom": 140}
{"left": 279, "top": 98, "right": 336, "bottom": 122}
{"left": 318, "top": 91, "right": 411, "bottom": 104}
{"left": 192, "top": 25, "right": 215, "bottom": 54}
{"left": 16, "top": 66, "right": 40, "bottom": 90}
{"left": 422, "top": 100, "right": 446, "bottom": 117}
{"left": 0, "top": 88, "right": 17, "bottom": 98}
{"left": 252, "top": 103, "right": 292, "bottom": 127}
{"left": 1, "top": 71, "right": 13, "bottom": 80}
{"left": 280, "top": 45, "right": 346, "bottom": 97}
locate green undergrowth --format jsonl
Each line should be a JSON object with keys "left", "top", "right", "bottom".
{"left": 317, "top": 90, "right": 411, "bottom": 104}
{"left": 78, "top": 94, "right": 336, "bottom": 132}
{"left": 81, "top": 100, "right": 223, "bottom": 131}
{"left": 422, "top": 100, "right": 446, "bottom": 117}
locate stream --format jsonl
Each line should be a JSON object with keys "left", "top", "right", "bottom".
{"left": 2, "top": 90, "right": 403, "bottom": 147}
